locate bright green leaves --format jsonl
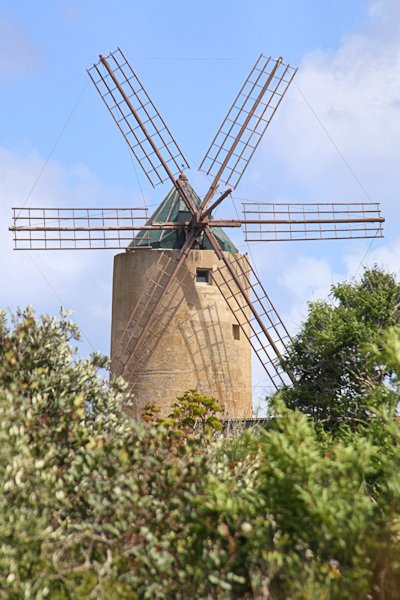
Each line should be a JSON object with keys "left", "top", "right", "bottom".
{"left": 281, "top": 267, "right": 400, "bottom": 431}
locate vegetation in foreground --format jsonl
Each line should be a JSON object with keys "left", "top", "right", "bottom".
{"left": 1, "top": 267, "right": 400, "bottom": 599}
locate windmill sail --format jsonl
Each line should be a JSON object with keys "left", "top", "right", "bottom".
{"left": 112, "top": 251, "right": 193, "bottom": 380}
{"left": 241, "top": 201, "right": 384, "bottom": 242}
{"left": 199, "top": 54, "right": 297, "bottom": 206}
{"left": 88, "top": 48, "right": 189, "bottom": 188}
{"left": 212, "top": 254, "right": 292, "bottom": 389}
{"left": 10, "top": 207, "right": 153, "bottom": 250}
{"left": 111, "top": 227, "right": 199, "bottom": 385}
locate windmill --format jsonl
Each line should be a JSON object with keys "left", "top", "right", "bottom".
{"left": 10, "top": 48, "right": 384, "bottom": 418}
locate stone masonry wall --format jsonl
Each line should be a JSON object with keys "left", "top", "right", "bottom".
{"left": 111, "top": 249, "right": 252, "bottom": 419}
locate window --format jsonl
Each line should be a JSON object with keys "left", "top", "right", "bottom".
{"left": 196, "top": 269, "right": 211, "bottom": 284}
{"left": 232, "top": 324, "right": 240, "bottom": 340}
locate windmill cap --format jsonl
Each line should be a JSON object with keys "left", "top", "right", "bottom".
{"left": 178, "top": 172, "right": 188, "bottom": 181}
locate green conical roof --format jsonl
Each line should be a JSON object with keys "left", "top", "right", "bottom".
{"left": 133, "top": 173, "right": 238, "bottom": 253}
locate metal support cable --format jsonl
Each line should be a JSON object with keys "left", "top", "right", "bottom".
{"left": 16, "top": 81, "right": 96, "bottom": 354}
{"left": 25, "top": 253, "right": 97, "bottom": 353}
{"left": 17, "top": 81, "right": 89, "bottom": 217}
{"left": 294, "top": 80, "right": 382, "bottom": 277}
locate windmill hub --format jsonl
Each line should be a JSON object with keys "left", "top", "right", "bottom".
{"left": 195, "top": 211, "right": 208, "bottom": 226}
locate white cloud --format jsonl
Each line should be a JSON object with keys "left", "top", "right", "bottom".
{"left": 278, "top": 256, "right": 340, "bottom": 328}
{"left": 344, "top": 237, "right": 400, "bottom": 276}
{"left": 279, "top": 237, "right": 400, "bottom": 326}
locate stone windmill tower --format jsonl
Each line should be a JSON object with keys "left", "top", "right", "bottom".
{"left": 111, "top": 172, "right": 253, "bottom": 418}
{"left": 10, "top": 48, "right": 384, "bottom": 419}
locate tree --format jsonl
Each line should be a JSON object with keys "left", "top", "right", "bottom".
{"left": 280, "top": 267, "right": 400, "bottom": 430}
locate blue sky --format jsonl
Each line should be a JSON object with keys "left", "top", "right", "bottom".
{"left": 1, "top": 0, "right": 399, "bottom": 405}
{"left": 1, "top": 0, "right": 368, "bottom": 179}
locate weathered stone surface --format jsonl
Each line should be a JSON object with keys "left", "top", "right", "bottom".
{"left": 111, "top": 249, "right": 252, "bottom": 419}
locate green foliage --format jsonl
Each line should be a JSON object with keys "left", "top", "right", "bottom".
{"left": 1, "top": 303, "right": 400, "bottom": 598}
{"left": 145, "top": 389, "right": 223, "bottom": 439}
{"left": 280, "top": 267, "right": 400, "bottom": 430}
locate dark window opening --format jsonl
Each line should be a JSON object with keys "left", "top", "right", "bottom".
{"left": 232, "top": 324, "right": 240, "bottom": 340}
{"left": 196, "top": 269, "right": 211, "bottom": 284}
